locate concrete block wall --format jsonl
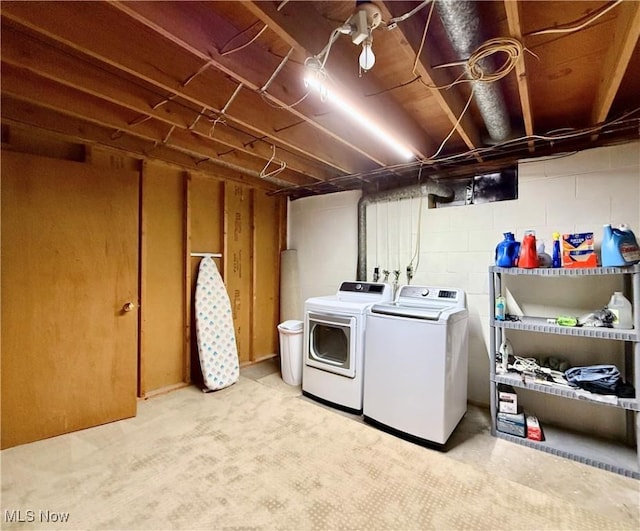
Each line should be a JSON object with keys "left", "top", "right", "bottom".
{"left": 288, "top": 190, "right": 361, "bottom": 309}
{"left": 288, "top": 141, "right": 639, "bottom": 435}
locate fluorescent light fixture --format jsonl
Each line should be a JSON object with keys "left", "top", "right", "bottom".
{"left": 304, "top": 75, "right": 414, "bottom": 160}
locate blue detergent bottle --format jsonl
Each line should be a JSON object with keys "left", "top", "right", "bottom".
{"left": 495, "top": 232, "right": 520, "bottom": 267}
{"left": 602, "top": 224, "right": 640, "bottom": 267}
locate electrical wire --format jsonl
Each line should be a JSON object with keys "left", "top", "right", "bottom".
{"left": 424, "top": 103, "right": 639, "bottom": 168}
{"left": 412, "top": 0, "right": 436, "bottom": 75}
{"left": 408, "top": 165, "right": 424, "bottom": 273}
{"left": 260, "top": 89, "right": 311, "bottom": 110}
{"left": 396, "top": 198, "right": 401, "bottom": 273}
{"left": 385, "top": 200, "right": 390, "bottom": 273}
{"left": 466, "top": 38, "right": 524, "bottom": 83}
{"left": 385, "top": 0, "right": 433, "bottom": 29}
{"left": 431, "top": 85, "right": 475, "bottom": 159}
{"left": 525, "top": 0, "right": 623, "bottom": 37}
{"left": 511, "top": 356, "right": 541, "bottom": 373}
{"left": 416, "top": 37, "right": 524, "bottom": 159}
{"left": 364, "top": 76, "right": 421, "bottom": 98}
{"left": 375, "top": 201, "right": 379, "bottom": 273}
{"left": 220, "top": 23, "right": 268, "bottom": 56}
{"left": 313, "top": 24, "right": 351, "bottom": 71}
{"left": 473, "top": 106, "right": 639, "bottom": 149}
{"left": 431, "top": 38, "right": 525, "bottom": 84}
{"left": 272, "top": 108, "right": 640, "bottom": 195}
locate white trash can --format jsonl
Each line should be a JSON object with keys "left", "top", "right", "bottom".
{"left": 277, "top": 319, "right": 304, "bottom": 386}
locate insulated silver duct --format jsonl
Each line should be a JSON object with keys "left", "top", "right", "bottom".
{"left": 436, "top": 0, "right": 511, "bottom": 142}
{"left": 357, "top": 180, "right": 454, "bottom": 281}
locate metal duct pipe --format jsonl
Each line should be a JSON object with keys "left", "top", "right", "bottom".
{"left": 436, "top": 0, "right": 511, "bottom": 143}
{"left": 357, "top": 180, "right": 454, "bottom": 281}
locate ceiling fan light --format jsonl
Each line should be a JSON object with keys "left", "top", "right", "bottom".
{"left": 359, "top": 41, "right": 375, "bottom": 71}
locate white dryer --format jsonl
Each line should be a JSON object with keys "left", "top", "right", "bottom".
{"left": 303, "top": 281, "right": 392, "bottom": 414}
{"left": 363, "top": 285, "right": 468, "bottom": 447}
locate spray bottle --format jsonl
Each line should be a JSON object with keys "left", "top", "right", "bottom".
{"left": 552, "top": 232, "right": 561, "bottom": 268}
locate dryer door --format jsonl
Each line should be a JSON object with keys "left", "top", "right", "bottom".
{"left": 306, "top": 312, "right": 357, "bottom": 378}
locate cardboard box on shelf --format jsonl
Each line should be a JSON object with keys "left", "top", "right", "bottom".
{"left": 498, "top": 383, "right": 518, "bottom": 414}
{"left": 497, "top": 409, "right": 526, "bottom": 437}
{"left": 562, "top": 232, "right": 597, "bottom": 268}
{"left": 526, "top": 413, "right": 544, "bottom": 441}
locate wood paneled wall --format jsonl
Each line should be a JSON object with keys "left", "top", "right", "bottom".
{"left": 253, "top": 189, "right": 287, "bottom": 362}
{"left": 139, "top": 161, "right": 186, "bottom": 395}
{"left": 224, "top": 184, "right": 252, "bottom": 365}
{"left": 2, "top": 124, "right": 286, "bottom": 401}
{"left": 186, "top": 176, "right": 285, "bottom": 377}
{"left": 186, "top": 174, "right": 225, "bottom": 387}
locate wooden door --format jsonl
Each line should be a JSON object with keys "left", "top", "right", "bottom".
{"left": 1, "top": 151, "right": 139, "bottom": 449}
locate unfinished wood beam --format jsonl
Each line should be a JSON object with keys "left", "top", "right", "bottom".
{"left": 244, "top": 0, "right": 436, "bottom": 158}
{"left": 380, "top": 1, "right": 482, "bottom": 153}
{"left": 504, "top": 0, "right": 534, "bottom": 137}
{"left": 108, "top": 1, "right": 406, "bottom": 167}
{"left": 0, "top": 3, "right": 367, "bottom": 174}
{"left": 590, "top": 0, "right": 640, "bottom": 124}
{"left": 1, "top": 96, "right": 283, "bottom": 192}
{"left": 183, "top": 173, "right": 193, "bottom": 385}
{"left": 1, "top": 64, "right": 315, "bottom": 186}
{"left": 0, "top": 24, "right": 333, "bottom": 182}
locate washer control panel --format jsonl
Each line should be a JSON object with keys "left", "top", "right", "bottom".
{"left": 396, "top": 285, "right": 465, "bottom": 308}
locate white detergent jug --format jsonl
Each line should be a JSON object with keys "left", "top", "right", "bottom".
{"left": 607, "top": 292, "right": 633, "bottom": 329}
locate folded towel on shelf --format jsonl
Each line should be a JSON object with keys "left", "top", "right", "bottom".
{"left": 564, "top": 365, "right": 621, "bottom": 390}
{"left": 564, "top": 364, "right": 636, "bottom": 398}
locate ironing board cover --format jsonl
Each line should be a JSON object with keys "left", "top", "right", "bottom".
{"left": 195, "top": 256, "right": 239, "bottom": 391}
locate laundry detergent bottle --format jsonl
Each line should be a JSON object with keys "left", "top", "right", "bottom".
{"left": 602, "top": 224, "right": 640, "bottom": 267}
{"left": 518, "top": 231, "right": 539, "bottom": 268}
{"left": 607, "top": 291, "right": 633, "bottom": 329}
{"left": 495, "top": 232, "right": 520, "bottom": 267}
{"left": 537, "top": 240, "right": 552, "bottom": 268}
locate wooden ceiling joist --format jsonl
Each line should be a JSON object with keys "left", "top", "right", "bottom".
{"left": 504, "top": 0, "right": 534, "bottom": 137}
{"left": 1, "top": 65, "right": 315, "bottom": 186}
{"left": 590, "top": 0, "right": 640, "bottom": 124}
{"left": 109, "top": 0, "right": 414, "bottom": 167}
{"left": 0, "top": 23, "right": 332, "bottom": 182}
{"left": 380, "top": 1, "right": 483, "bottom": 153}
{"left": 1, "top": 1, "right": 638, "bottom": 198}
{"left": 244, "top": 0, "right": 436, "bottom": 158}
{"left": 0, "top": 2, "right": 371, "bottom": 178}
{"left": 1, "top": 97, "right": 281, "bottom": 191}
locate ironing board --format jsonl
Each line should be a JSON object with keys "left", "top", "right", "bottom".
{"left": 195, "top": 256, "right": 239, "bottom": 391}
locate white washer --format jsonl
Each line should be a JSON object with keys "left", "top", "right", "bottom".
{"left": 363, "top": 285, "right": 469, "bottom": 447}
{"left": 303, "top": 281, "right": 392, "bottom": 414}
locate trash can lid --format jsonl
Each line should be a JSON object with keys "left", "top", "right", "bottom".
{"left": 278, "top": 319, "right": 303, "bottom": 332}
